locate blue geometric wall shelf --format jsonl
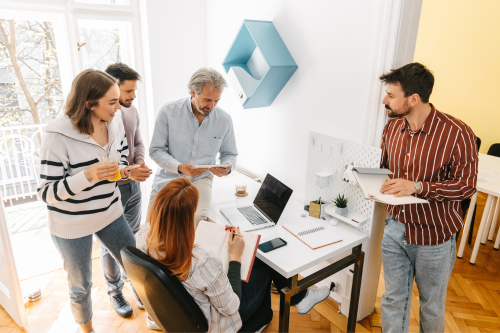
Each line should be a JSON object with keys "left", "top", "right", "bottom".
{"left": 222, "top": 20, "right": 298, "bottom": 109}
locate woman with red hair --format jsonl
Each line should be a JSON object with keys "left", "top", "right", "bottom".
{"left": 137, "top": 178, "right": 330, "bottom": 332}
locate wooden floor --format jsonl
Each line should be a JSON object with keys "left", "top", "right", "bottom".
{"left": 1, "top": 192, "right": 500, "bottom": 333}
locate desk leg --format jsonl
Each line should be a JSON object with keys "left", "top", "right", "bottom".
{"left": 458, "top": 192, "right": 478, "bottom": 258}
{"left": 347, "top": 245, "right": 365, "bottom": 333}
{"left": 488, "top": 197, "right": 500, "bottom": 241}
{"left": 495, "top": 216, "right": 500, "bottom": 249}
{"left": 471, "top": 194, "right": 493, "bottom": 264}
{"left": 279, "top": 275, "right": 297, "bottom": 333}
{"left": 481, "top": 197, "right": 497, "bottom": 244}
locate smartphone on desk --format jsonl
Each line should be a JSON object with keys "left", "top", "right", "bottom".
{"left": 258, "top": 237, "right": 287, "bottom": 253}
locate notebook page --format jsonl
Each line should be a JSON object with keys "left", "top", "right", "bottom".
{"left": 238, "top": 231, "right": 261, "bottom": 281}
{"left": 284, "top": 219, "right": 325, "bottom": 235}
{"left": 299, "top": 231, "right": 342, "bottom": 250}
{"left": 195, "top": 221, "right": 260, "bottom": 282}
{"left": 371, "top": 194, "right": 428, "bottom": 205}
{"left": 219, "top": 233, "right": 230, "bottom": 275}
{"left": 354, "top": 171, "right": 428, "bottom": 205}
{"left": 194, "top": 222, "right": 227, "bottom": 258}
{"left": 353, "top": 171, "right": 389, "bottom": 197}
{"left": 283, "top": 220, "right": 342, "bottom": 250}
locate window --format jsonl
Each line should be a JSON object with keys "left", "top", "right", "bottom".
{"left": 0, "top": 0, "right": 146, "bottom": 282}
{"left": 0, "top": 19, "right": 64, "bottom": 127}
{"left": 77, "top": 19, "right": 134, "bottom": 71}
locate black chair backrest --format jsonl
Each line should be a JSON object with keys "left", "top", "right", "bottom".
{"left": 477, "top": 137, "right": 482, "bottom": 152}
{"left": 121, "top": 246, "right": 208, "bottom": 333}
{"left": 488, "top": 143, "right": 500, "bottom": 158}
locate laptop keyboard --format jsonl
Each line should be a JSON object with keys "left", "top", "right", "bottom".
{"left": 237, "top": 206, "right": 269, "bottom": 225}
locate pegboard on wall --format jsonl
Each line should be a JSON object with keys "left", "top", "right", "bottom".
{"left": 301, "top": 131, "right": 385, "bottom": 320}
{"left": 304, "top": 131, "right": 382, "bottom": 235}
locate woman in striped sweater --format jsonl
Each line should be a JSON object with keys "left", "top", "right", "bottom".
{"left": 38, "top": 69, "right": 138, "bottom": 333}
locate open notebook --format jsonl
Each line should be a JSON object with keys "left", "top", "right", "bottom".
{"left": 353, "top": 168, "right": 428, "bottom": 205}
{"left": 194, "top": 221, "right": 260, "bottom": 282}
{"left": 282, "top": 219, "right": 342, "bottom": 250}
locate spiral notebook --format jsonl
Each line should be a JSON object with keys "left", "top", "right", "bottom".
{"left": 282, "top": 220, "right": 342, "bottom": 250}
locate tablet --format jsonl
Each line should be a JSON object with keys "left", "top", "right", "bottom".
{"left": 194, "top": 164, "right": 230, "bottom": 169}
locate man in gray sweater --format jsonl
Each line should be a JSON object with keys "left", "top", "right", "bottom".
{"left": 104, "top": 63, "right": 152, "bottom": 317}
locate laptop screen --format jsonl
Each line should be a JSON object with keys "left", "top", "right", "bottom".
{"left": 253, "top": 174, "right": 293, "bottom": 224}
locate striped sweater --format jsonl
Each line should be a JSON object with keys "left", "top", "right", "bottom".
{"left": 38, "top": 112, "right": 129, "bottom": 239}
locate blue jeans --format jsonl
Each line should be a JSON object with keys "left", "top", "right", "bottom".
{"left": 51, "top": 215, "right": 136, "bottom": 325}
{"left": 381, "top": 215, "right": 456, "bottom": 333}
{"left": 100, "top": 181, "right": 142, "bottom": 295}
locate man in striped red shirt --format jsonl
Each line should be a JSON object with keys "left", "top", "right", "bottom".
{"left": 378, "top": 63, "right": 478, "bottom": 333}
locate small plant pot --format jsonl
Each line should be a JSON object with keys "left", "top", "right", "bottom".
{"left": 335, "top": 206, "right": 348, "bottom": 216}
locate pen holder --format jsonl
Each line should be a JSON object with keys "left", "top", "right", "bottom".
{"left": 309, "top": 200, "right": 330, "bottom": 219}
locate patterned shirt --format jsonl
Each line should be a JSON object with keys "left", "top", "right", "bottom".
{"left": 137, "top": 224, "right": 242, "bottom": 333}
{"left": 380, "top": 104, "right": 478, "bottom": 245}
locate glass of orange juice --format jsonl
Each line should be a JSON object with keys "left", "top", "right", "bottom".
{"left": 100, "top": 152, "right": 121, "bottom": 181}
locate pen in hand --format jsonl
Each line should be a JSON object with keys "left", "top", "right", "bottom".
{"left": 225, "top": 226, "right": 244, "bottom": 237}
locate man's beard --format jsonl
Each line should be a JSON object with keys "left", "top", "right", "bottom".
{"left": 386, "top": 100, "right": 411, "bottom": 118}
{"left": 194, "top": 98, "right": 211, "bottom": 116}
{"left": 119, "top": 99, "right": 133, "bottom": 108}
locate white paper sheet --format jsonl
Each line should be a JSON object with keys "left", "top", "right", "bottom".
{"left": 477, "top": 170, "right": 500, "bottom": 187}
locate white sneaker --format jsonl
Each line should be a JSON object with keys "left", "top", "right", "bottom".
{"left": 147, "top": 316, "right": 161, "bottom": 331}
{"left": 295, "top": 286, "right": 331, "bottom": 314}
{"left": 255, "top": 324, "right": 269, "bottom": 333}
{"left": 256, "top": 323, "right": 269, "bottom": 333}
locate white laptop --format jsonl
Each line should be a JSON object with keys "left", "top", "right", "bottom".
{"left": 220, "top": 174, "right": 293, "bottom": 232}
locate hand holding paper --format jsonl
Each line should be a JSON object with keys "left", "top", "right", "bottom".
{"left": 353, "top": 168, "right": 428, "bottom": 205}
{"left": 380, "top": 178, "right": 417, "bottom": 197}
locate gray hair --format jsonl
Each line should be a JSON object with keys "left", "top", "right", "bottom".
{"left": 187, "top": 68, "right": 227, "bottom": 95}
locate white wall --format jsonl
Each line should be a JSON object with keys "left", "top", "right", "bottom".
{"left": 206, "top": 0, "right": 383, "bottom": 200}
{"left": 142, "top": 0, "right": 208, "bottom": 115}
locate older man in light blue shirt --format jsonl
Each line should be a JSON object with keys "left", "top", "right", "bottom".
{"left": 147, "top": 68, "right": 238, "bottom": 225}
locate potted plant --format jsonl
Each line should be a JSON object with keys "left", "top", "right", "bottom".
{"left": 333, "top": 194, "right": 348, "bottom": 216}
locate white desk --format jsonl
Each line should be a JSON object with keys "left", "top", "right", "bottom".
{"left": 458, "top": 153, "right": 500, "bottom": 264}
{"left": 208, "top": 175, "right": 368, "bottom": 332}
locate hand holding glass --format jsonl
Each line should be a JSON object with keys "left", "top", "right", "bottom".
{"left": 100, "top": 152, "right": 122, "bottom": 181}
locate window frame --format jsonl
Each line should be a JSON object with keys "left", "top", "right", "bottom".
{"left": 69, "top": 0, "right": 134, "bottom": 13}
{"left": 0, "top": 8, "right": 76, "bottom": 108}
{"left": 72, "top": 12, "right": 136, "bottom": 72}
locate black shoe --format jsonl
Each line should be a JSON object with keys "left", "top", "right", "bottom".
{"left": 130, "top": 284, "right": 144, "bottom": 310}
{"left": 110, "top": 293, "right": 133, "bottom": 318}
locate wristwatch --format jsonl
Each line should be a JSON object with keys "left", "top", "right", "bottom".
{"left": 414, "top": 181, "right": 422, "bottom": 193}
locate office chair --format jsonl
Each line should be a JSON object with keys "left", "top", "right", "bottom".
{"left": 121, "top": 246, "right": 273, "bottom": 333}
{"left": 458, "top": 137, "right": 481, "bottom": 243}
{"left": 488, "top": 143, "right": 500, "bottom": 158}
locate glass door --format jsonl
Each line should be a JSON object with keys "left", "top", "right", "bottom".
{"left": 0, "top": 193, "right": 27, "bottom": 328}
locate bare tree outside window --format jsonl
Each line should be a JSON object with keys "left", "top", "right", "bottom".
{"left": 80, "top": 25, "right": 121, "bottom": 70}
{"left": 0, "top": 19, "right": 63, "bottom": 131}
{"left": 78, "top": 19, "right": 131, "bottom": 71}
